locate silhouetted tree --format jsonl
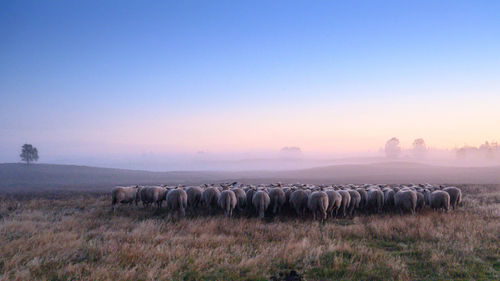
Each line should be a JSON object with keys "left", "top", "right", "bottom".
{"left": 20, "top": 144, "right": 39, "bottom": 165}
{"left": 412, "top": 138, "right": 427, "bottom": 157}
{"left": 385, "top": 137, "right": 401, "bottom": 159}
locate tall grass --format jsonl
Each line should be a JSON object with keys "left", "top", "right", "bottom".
{"left": 0, "top": 185, "right": 499, "bottom": 280}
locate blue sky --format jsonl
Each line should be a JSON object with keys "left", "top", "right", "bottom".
{"left": 1, "top": 1, "right": 500, "bottom": 165}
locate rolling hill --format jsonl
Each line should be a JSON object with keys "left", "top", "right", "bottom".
{"left": 1, "top": 162, "right": 499, "bottom": 193}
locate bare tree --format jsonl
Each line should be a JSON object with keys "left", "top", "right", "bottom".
{"left": 385, "top": 137, "right": 401, "bottom": 159}
{"left": 412, "top": 138, "right": 427, "bottom": 158}
{"left": 20, "top": 144, "right": 39, "bottom": 166}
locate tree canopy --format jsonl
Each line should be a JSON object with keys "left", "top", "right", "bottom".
{"left": 385, "top": 137, "right": 401, "bottom": 159}
{"left": 20, "top": 144, "right": 39, "bottom": 165}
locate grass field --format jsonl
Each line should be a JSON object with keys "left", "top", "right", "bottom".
{"left": 1, "top": 185, "right": 499, "bottom": 280}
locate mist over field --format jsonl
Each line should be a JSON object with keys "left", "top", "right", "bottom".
{"left": 3, "top": 138, "right": 500, "bottom": 172}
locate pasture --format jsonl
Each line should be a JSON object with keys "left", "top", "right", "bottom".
{"left": 0, "top": 185, "right": 499, "bottom": 280}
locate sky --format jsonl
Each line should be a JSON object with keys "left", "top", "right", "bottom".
{"left": 1, "top": 0, "right": 500, "bottom": 167}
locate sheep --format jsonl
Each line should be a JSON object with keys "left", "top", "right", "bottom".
{"left": 394, "top": 190, "right": 417, "bottom": 215}
{"left": 290, "top": 189, "right": 309, "bottom": 218}
{"left": 325, "top": 190, "right": 342, "bottom": 219}
{"left": 218, "top": 190, "right": 237, "bottom": 218}
{"left": 136, "top": 186, "right": 147, "bottom": 207}
{"left": 415, "top": 191, "right": 425, "bottom": 211}
{"left": 282, "top": 187, "right": 294, "bottom": 214}
{"left": 425, "top": 190, "right": 450, "bottom": 212}
{"left": 113, "top": 183, "right": 461, "bottom": 219}
{"left": 252, "top": 191, "right": 270, "bottom": 219}
{"left": 138, "top": 186, "right": 164, "bottom": 209}
{"left": 202, "top": 187, "right": 221, "bottom": 215}
{"left": 307, "top": 191, "right": 329, "bottom": 221}
{"left": 158, "top": 187, "right": 169, "bottom": 208}
{"left": 231, "top": 187, "right": 247, "bottom": 214}
{"left": 383, "top": 188, "right": 395, "bottom": 211}
{"left": 268, "top": 188, "right": 286, "bottom": 217}
{"left": 111, "top": 186, "right": 139, "bottom": 211}
{"left": 245, "top": 188, "right": 257, "bottom": 215}
{"left": 166, "top": 188, "right": 188, "bottom": 219}
{"left": 337, "top": 190, "right": 351, "bottom": 218}
{"left": 366, "top": 188, "right": 384, "bottom": 214}
{"left": 443, "top": 187, "right": 462, "bottom": 209}
{"left": 347, "top": 190, "right": 361, "bottom": 217}
{"left": 356, "top": 188, "right": 367, "bottom": 211}
{"left": 186, "top": 186, "right": 203, "bottom": 213}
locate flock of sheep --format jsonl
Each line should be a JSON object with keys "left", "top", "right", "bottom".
{"left": 111, "top": 183, "right": 462, "bottom": 221}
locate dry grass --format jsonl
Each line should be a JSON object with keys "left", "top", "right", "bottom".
{"left": 0, "top": 185, "right": 499, "bottom": 281}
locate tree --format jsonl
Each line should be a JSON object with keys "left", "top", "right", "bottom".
{"left": 20, "top": 144, "right": 39, "bottom": 165}
{"left": 412, "top": 138, "right": 427, "bottom": 158}
{"left": 385, "top": 137, "right": 401, "bottom": 159}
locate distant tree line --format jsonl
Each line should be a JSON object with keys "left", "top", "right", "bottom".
{"left": 456, "top": 141, "right": 500, "bottom": 159}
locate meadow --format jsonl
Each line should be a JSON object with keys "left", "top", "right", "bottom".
{"left": 0, "top": 185, "right": 499, "bottom": 280}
